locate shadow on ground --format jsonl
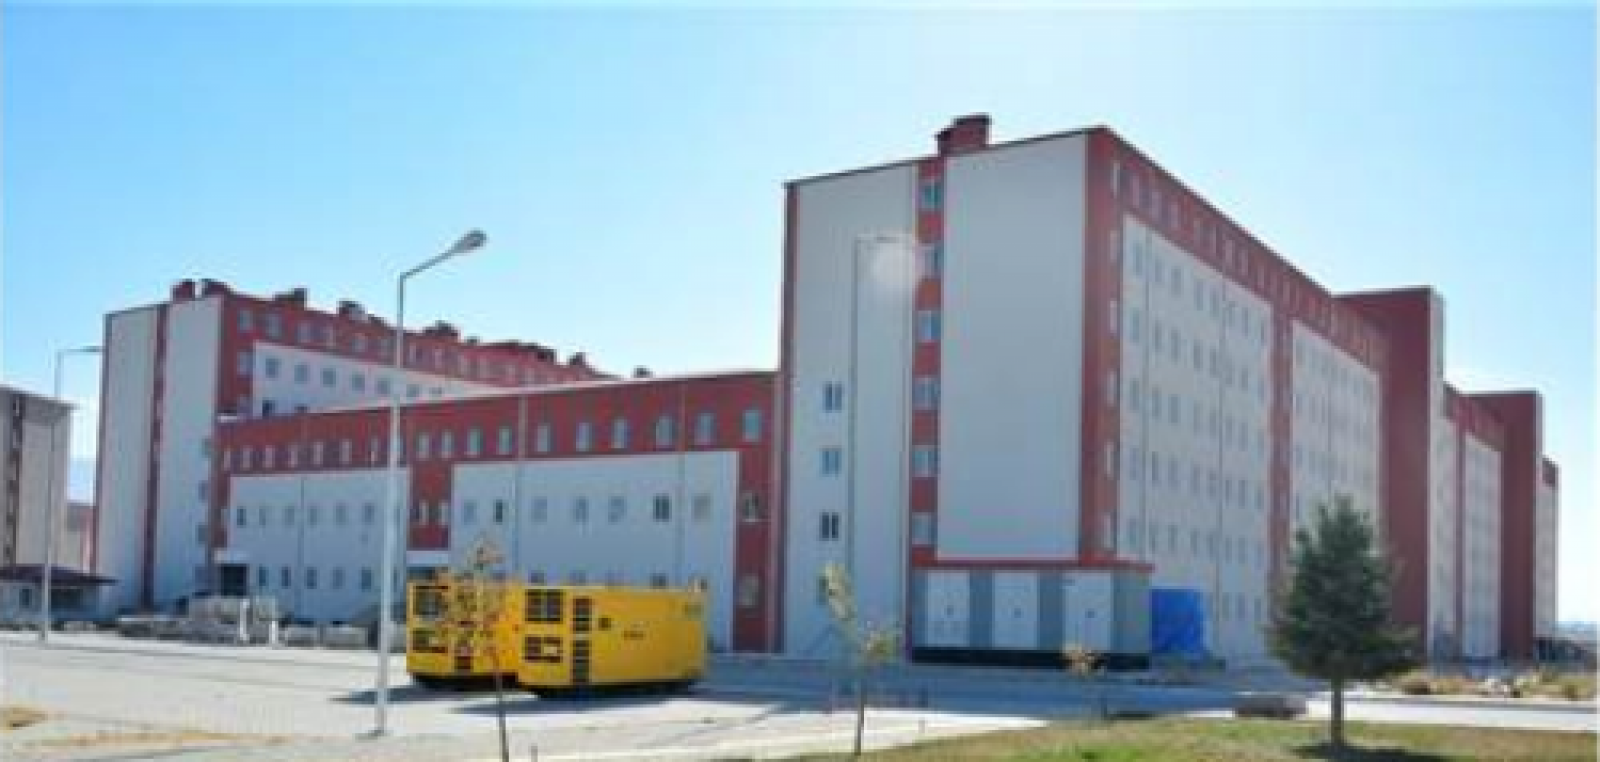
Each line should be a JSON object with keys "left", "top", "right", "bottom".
{"left": 1295, "top": 741, "right": 1447, "bottom": 762}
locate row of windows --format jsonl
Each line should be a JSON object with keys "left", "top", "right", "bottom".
{"left": 231, "top": 491, "right": 765, "bottom": 529}
{"left": 1123, "top": 515, "right": 1269, "bottom": 568}
{"left": 813, "top": 510, "right": 936, "bottom": 547}
{"left": 223, "top": 409, "right": 765, "bottom": 473}
{"left": 1119, "top": 304, "right": 1271, "bottom": 394}
{"left": 1118, "top": 446, "right": 1269, "bottom": 512}
{"left": 236, "top": 306, "right": 570, "bottom": 386}
{"left": 817, "top": 444, "right": 938, "bottom": 478}
{"left": 1111, "top": 180, "right": 1379, "bottom": 359}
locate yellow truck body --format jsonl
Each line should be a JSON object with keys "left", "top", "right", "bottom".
{"left": 517, "top": 586, "right": 706, "bottom": 692}
{"left": 406, "top": 578, "right": 520, "bottom": 687}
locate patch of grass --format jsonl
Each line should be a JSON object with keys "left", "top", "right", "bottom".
{"left": 2, "top": 706, "right": 47, "bottom": 729}
{"left": 807, "top": 718, "right": 1596, "bottom": 761}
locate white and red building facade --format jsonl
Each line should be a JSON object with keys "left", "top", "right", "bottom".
{"left": 90, "top": 116, "right": 1561, "bottom": 663}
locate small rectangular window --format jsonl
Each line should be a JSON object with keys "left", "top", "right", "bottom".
{"left": 911, "top": 512, "right": 935, "bottom": 547}
{"left": 918, "top": 178, "right": 942, "bottom": 211}
{"left": 572, "top": 497, "right": 589, "bottom": 524}
{"left": 913, "top": 376, "right": 939, "bottom": 411}
{"left": 466, "top": 428, "right": 482, "bottom": 458}
{"left": 821, "top": 446, "right": 843, "bottom": 476}
{"left": 575, "top": 421, "right": 593, "bottom": 452}
{"left": 611, "top": 418, "right": 630, "bottom": 450}
{"left": 912, "top": 444, "right": 938, "bottom": 478}
{"left": 535, "top": 423, "right": 552, "bottom": 454}
{"left": 236, "top": 350, "right": 252, "bottom": 376}
{"left": 439, "top": 431, "right": 454, "bottom": 459}
{"left": 691, "top": 494, "right": 712, "bottom": 522}
{"left": 915, "top": 310, "right": 941, "bottom": 344}
{"left": 415, "top": 433, "right": 431, "bottom": 461}
{"left": 321, "top": 367, "right": 336, "bottom": 387}
{"left": 919, "top": 243, "right": 943, "bottom": 279}
{"left": 741, "top": 408, "right": 763, "bottom": 443}
{"left": 694, "top": 412, "right": 715, "bottom": 446}
{"left": 654, "top": 415, "right": 675, "bottom": 448}
{"left": 739, "top": 492, "right": 763, "bottom": 523}
{"left": 652, "top": 494, "right": 671, "bottom": 522}
{"left": 496, "top": 426, "right": 512, "bottom": 456}
{"left": 237, "top": 308, "right": 254, "bottom": 332}
{"left": 737, "top": 574, "right": 761, "bottom": 608}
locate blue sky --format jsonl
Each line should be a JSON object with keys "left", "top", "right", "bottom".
{"left": 2, "top": 4, "right": 1592, "bottom": 620}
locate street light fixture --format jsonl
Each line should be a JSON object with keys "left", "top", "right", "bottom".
{"left": 373, "top": 230, "right": 487, "bottom": 736}
{"left": 40, "top": 345, "right": 102, "bottom": 643}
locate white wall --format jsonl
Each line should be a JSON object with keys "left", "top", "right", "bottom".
{"left": 1430, "top": 418, "right": 1461, "bottom": 653}
{"left": 456, "top": 452, "right": 739, "bottom": 648}
{"left": 1535, "top": 475, "right": 1558, "bottom": 639}
{"left": 151, "top": 297, "right": 223, "bottom": 606}
{"left": 1119, "top": 215, "right": 1275, "bottom": 662}
{"left": 223, "top": 451, "right": 742, "bottom": 646}
{"left": 251, "top": 342, "right": 498, "bottom": 418}
{"left": 10, "top": 399, "right": 70, "bottom": 570}
{"left": 96, "top": 307, "right": 161, "bottom": 612}
{"left": 784, "top": 163, "right": 918, "bottom": 657}
{"left": 939, "top": 135, "right": 1087, "bottom": 560}
{"left": 1461, "top": 434, "right": 1502, "bottom": 659}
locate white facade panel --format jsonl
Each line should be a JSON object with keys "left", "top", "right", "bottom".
{"left": 939, "top": 135, "right": 1086, "bottom": 560}
{"left": 1429, "top": 418, "right": 1460, "bottom": 653}
{"left": 251, "top": 342, "right": 498, "bottom": 419}
{"left": 991, "top": 571, "right": 1038, "bottom": 650}
{"left": 1461, "top": 434, "right": 1501, "bottom": 660}
{"left": 1535, "top": 476, "right": 1558, "bottom": 639}
{"left": 1062, "top": 571, "right": 1113, "bottom": 652}
{"left": 1119, "top": 215, "right": 1276, "bottom": 662}
{"left": 151, "top": 297, "right": 223, "bottom": 606}
{"left": 96, "top": 307, "right": 161, "bottom": 612}
{"left": 922, "top": 571, "right": 969, "bottom": 648}
{"left": 784, "top": 164, "right": 918, "bottom": 656}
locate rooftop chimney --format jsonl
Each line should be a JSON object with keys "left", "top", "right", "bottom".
{"left": 632, "top": 366, "right": 652, "bottom": 379}
{"left": 274, "top": 287, "right": 309, "bottom": 307}
{"left": 171, "top": 280, "right": 197, "bottom": 301}
{"left": 936, "top": 114, "right": 991, "bottom": 156}
{"left": 336, "top": 300, "right": 366, "bottom": 321}
{"left": 199, "top": 279, "right": 230, "bottom": 297}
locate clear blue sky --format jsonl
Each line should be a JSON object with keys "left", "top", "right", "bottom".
{"left": 2, "top": 4, "right": 1593, "bottom": 620}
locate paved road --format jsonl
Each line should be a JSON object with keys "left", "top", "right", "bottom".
{"left": 1, "top": 633, "right": 1592, "bottom": 760}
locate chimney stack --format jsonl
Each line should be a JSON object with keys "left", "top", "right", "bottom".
{"left": 936, "top": 114, "right": 991, "bottom": 156}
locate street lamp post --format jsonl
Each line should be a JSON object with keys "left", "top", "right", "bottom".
{"left": 40, "top": 345, "right": 102, "bottom": 643}
{"left": 372, "top": 229, "right": 487, "bottom": 737}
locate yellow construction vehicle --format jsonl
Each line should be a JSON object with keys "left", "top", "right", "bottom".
{"left": 406, "top": 576, "right": 520, "bottom": 689}
{"left": 517, "top": 585, "right": 706, "bottom": 694}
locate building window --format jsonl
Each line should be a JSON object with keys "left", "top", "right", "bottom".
{"left": 821, "top": 446, "right": 843, "bottom": 476}
{"left": 462, "top": 500, "right": 477, "bottom": 525}
{"left": 611, "top": 418, "right": 630, "bottom": 450}
{"left": 915, "top": 310, "right": 941, "bottom": 344}
{"left": 376, "top": 376, "right": 391, "bottom": 397}
{"left": 439, "top": 431, "right": 455, "bottom": 459}
{"left": 321, "top": 367, "right": 336, "bottom": 387}
{"left": 575, "top": 421, "right": 593, "bottom": 452}
{"left": 911, "top": 512, "right": 935, "bottom": 547}
{"left": 820, "top": 511, "right": 841, "bottom": 541}
{"left": 606, "top": 496, "right": 625, "bottom": 523}
{"left": 691, "top": 494, "right": 712, "bottom": 522}
{"left": 823, "top": 383, "right": 846, "bottom": 412}
{"left": 236, "top": 350, "right": 252, "bottom": 376}
{"left": 280, "top": 566, "right": 292, "bottom": 588}
{"left": 572, "top": 497, "right": 589, "bottom": 524}
{"left": 496, "top": 425, "right": 513, "bottom": 456}
{"left": 352, "top": 373, "right": 366, "bottom": 392}
{"left": 361, "top": 568, "right": 374, "bottom": 591}
{"left": 237, "top": 308, "right": 254, "bottom": 332}
{"left": 652, "top": 494, "right": 671, "bottom": 522}
{"left": 415, "top": 433, "right": 431, "bottom": 461}
{"left": 912, "top": 444, "right": 938, "bottom": 478}
{"left": 737, "top": 574, "right": 761, "bottom": 609}
{"left": 531, "top": 497, "right": 548, "bottom": 523}
{"left": 264, "top": 357, "right": 281, "bottom": 379}
{"left": 331, "top": 567, "right": 345, "bottom": 590}
{"left": 305, "top": 567, "right": 318, "bottom": 590}
{"left": 913, "top": 376, "right": 939, "bottom": 411}
{"left": 493, "top": 500, "right": 507, "bottom": 524}
{"left": 322, "top": 324, "right": 337, "bottom": 349}
{"left": 433, "top": 501, "right": 448, "bottom": 525}
{"left": 741, "top": 408, "right": 763, "bottom": 443}
{"left": 261, "top": 446, "right": 276, "bottom": 470}
{"left": 234, "top": 505, "right": 246, "bottom": 528}
{"left": 363, "top": 502, "right": 376, "bottom": 524}
{"left": 339, "top": 439, "right": 353, "bottom": 465}
{"left": 257, "top": 566, "right": 268, "bottom": 590}
{"left": 465, "top": 428, "right": 482, "bottom": 458}
{"left": 919, "top": 243, "right": 943, "bottom": 279}
{"left": 693, "top": 412, "right": 715, "bottom": 446}
{"left": 293, "top": 363, "right": 309, "bottom": 384}
{"left": 654, "top": 415, "right": 676, "bottom": 448}
{"left": 739, "top": 491, "right": 763, "bottom": 523}
{"left": 535, "top": 424, "right": 552, "bottom": 454}
{"left": 918, "top": 178, "right": 942, "bottom": 211}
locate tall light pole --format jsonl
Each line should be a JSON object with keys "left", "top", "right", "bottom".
{"left": 40, "top": 345, "right": 102, "bottom": 642}
{"left": 373, "top": 229, "right": 487, "bottom": 736}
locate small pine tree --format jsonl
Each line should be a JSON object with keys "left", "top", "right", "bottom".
{"left": 1270, "top": 496, "right": 1417, "bottom": 749}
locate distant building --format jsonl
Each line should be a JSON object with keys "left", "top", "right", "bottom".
{"left": 0, "top": 385, "right": 72, "bottom": 570}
